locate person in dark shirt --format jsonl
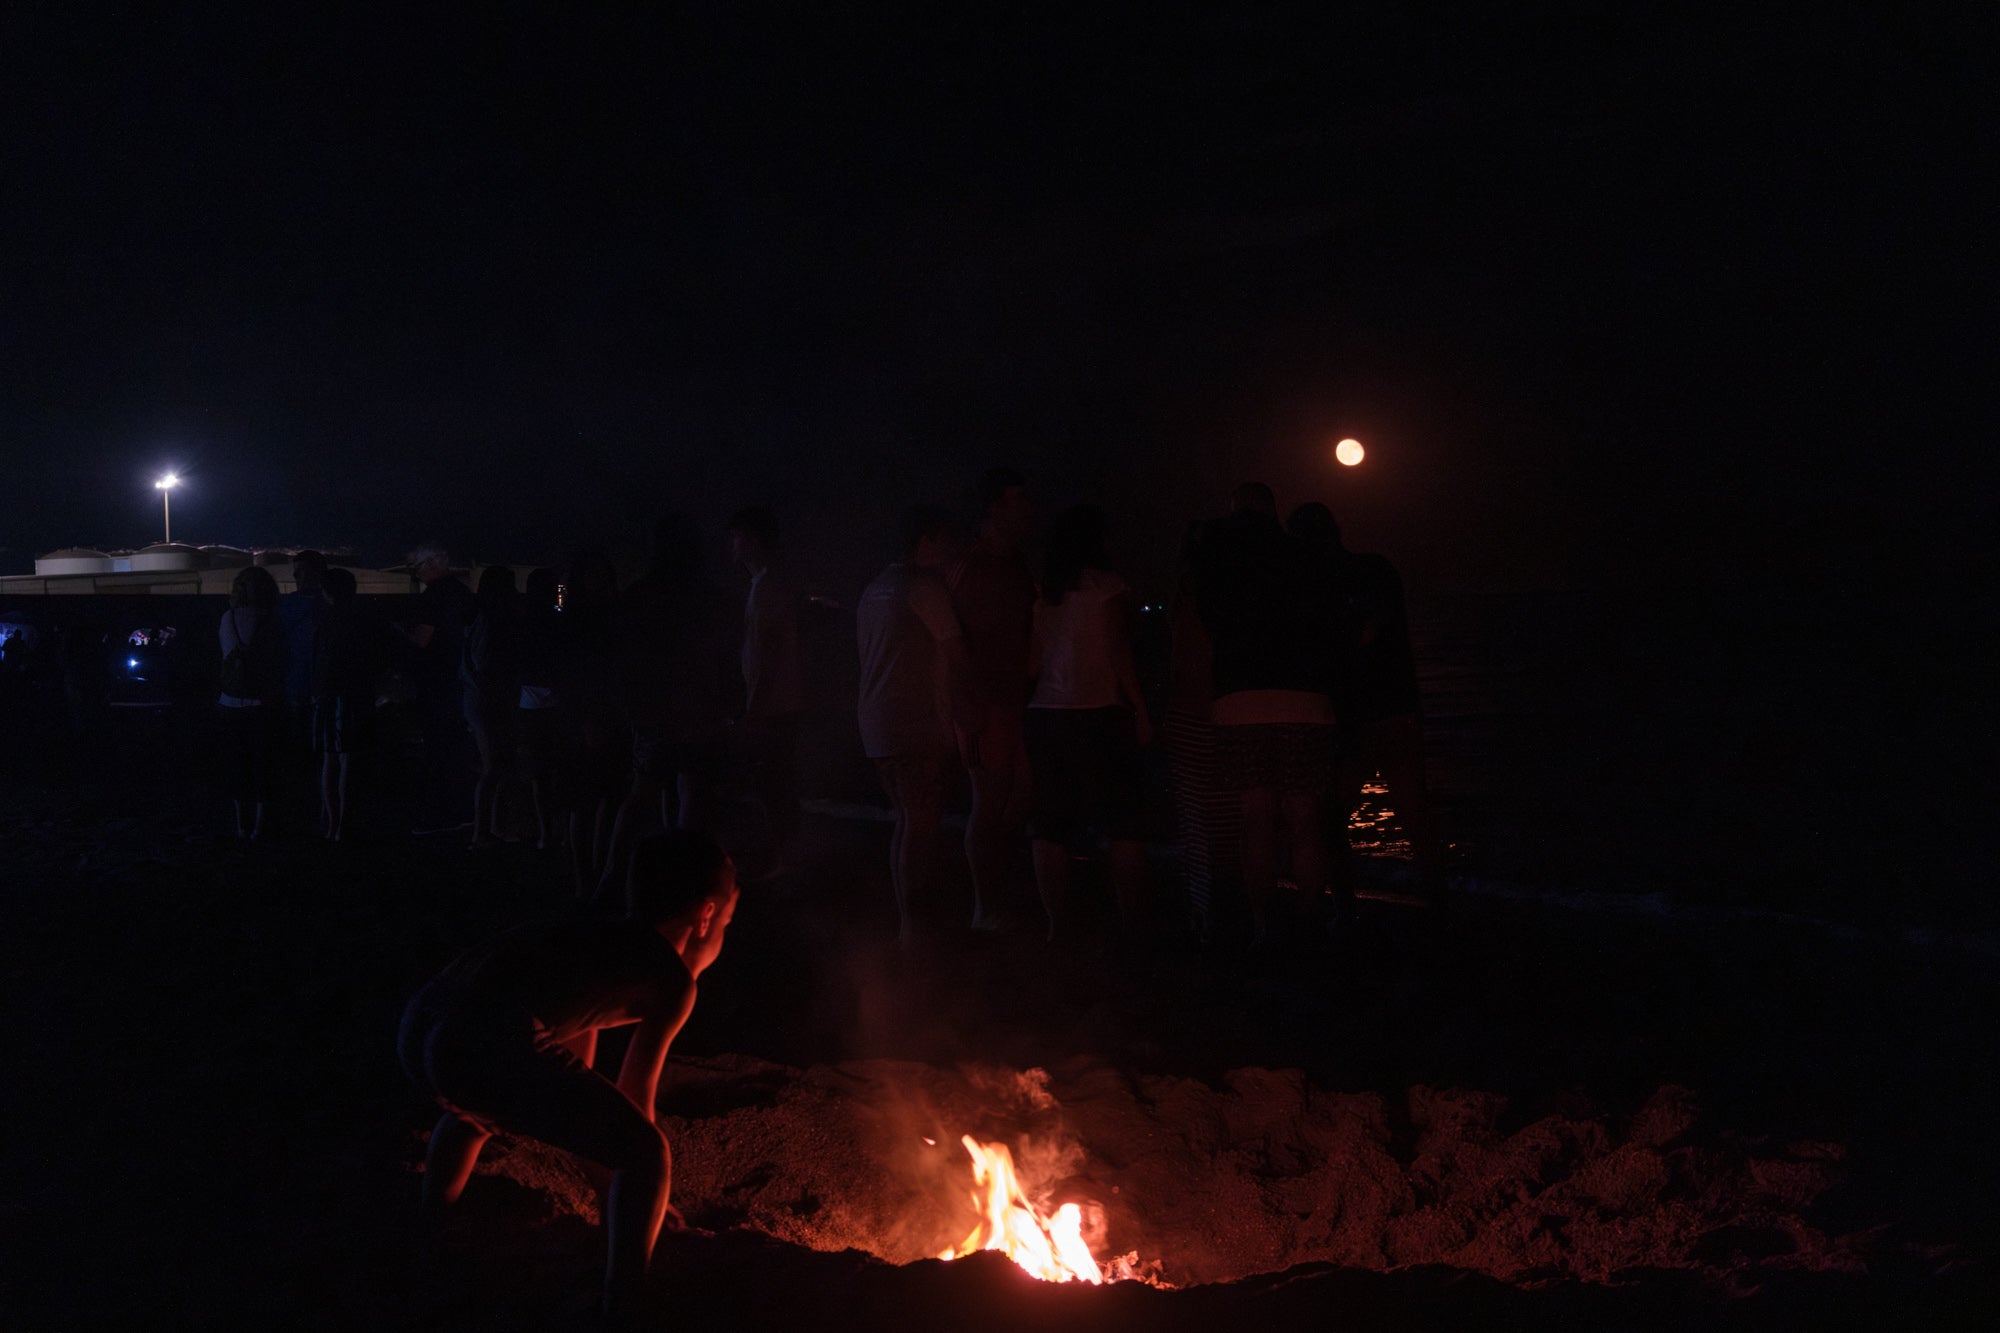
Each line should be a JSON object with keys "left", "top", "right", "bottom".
{"left": 599, "top": 515, "right": 735, "bottom": 899}
{"left": 311, "top": 567, "right": 383, "bottom": 840}
{"left": 463, "top": 565, "right": 523, "bottom": 847}
{"left": 1192, "top": 483, "right": 1342, "bottom": 945}
{"left": 947, "top": 468, "right": 1038, "bottom": 929}
{"left": 556, "top": 550, "right": 627, "bottom": 897}
{"left": 399, "top": 829, "right": 739, "bottom": 1318}
{"left": 858, "top": 507, "right": 973, "bottom": 951}
{"left": 1289, "top": 501, "right": 1433, "bottom": 893}
{"left": 220, "top": 565, "right": 288, "bottom": 839}
{"left": 399, "top": 543, "right": 477, "bottom": 831}
{"left": 517, "top": 568, "right": 563, "bottom": 850}
{"left": 279, "top": 549, "right": 329, "bottom": 756}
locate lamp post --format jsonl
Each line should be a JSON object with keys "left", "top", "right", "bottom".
{"left": 155, "top": 474, "right": 179, "bottom": 544}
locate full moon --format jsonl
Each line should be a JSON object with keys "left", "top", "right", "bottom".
{"left": 1335, "top": 437, "right": 1365, "bottom": 466}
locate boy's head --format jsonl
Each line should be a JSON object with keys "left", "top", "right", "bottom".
{"left": 323, "top": 566, "right": 357, "bottom": 604}
{"left": 629, "top": 828, "right": 737, "bottom": 941}
{"left": 727, "top": 506, "right": 780, "bottom": 567}
{"left": 896, "top": 504, "right": 962, "bottom": 569}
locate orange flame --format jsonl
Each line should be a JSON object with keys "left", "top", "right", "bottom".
{"left": 937, "top": 1136, "right": 1106, "bottom": 1283}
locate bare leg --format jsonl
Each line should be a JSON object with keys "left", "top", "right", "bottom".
{"left": 592, "top": 797, "right": 616, "bottom": 883}
{"left": 878, "top": 764, "right": 914, "bottom": 947}
{"left": 233, "top": 798, "right": 250, "bottom": 839}
{"left": 1109, "top": 837, "right": 1146, "bottom": 931}
{"left": 1238, "top": 786, "right": 1278, "bottom": 941}
{"left": 570, "top": 808, "right": 591, "bottom": 897}
{"left": 469, "top": 725, "right": 498, "bottom": 847}
{"left": 562, "top": 1028, "right": 599, "bottom": 1070}
{"left": 249, "top": 800, "right": 268, "bottom": 841}
{"left": 319, "top": 753, "right": 337, "bottom": 838}
{"left": 334, "top": 753, "right": 351, "bottom": 841}
{"left": 599, "top": 777, "right": 662, "bottom": 898}
{"left": 602, "top": 1134, "right": 673, "bottom": 1315}
{"left": 530, "top": 778, "right": 550, "bottom": 849}
{"left": 422, "top": 1112, "right": 491, "bottom": 1212}
{"left": 1031, "top": 837, "right": 1069, "bottom": 941}
{"left": 674, "top": 769, "right": 708, "bottom": 833}
{"left": 879, "top": 761, "right": 943, "bottom": 950}
{"left": 964, "top": 759, "right": 1022, "bottom": 928}
{"left": 1379, "top": 714, "right": 1437, "bottom": 889}
{"left": 889, "top": 807, "right": 911, "bottom": 946}
{"left": 897, "top": 772, "right": 944, "bottom": 950}
{"left": 1281, "top": 789, "right": 1327, "bottom": 910}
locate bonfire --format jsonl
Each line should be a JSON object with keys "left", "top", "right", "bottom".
{"left": 936, "top": 1136, "right": 1151, "bottom": 1284}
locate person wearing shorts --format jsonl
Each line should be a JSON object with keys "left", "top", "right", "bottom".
{"left": 1193, "top": 485, "right": 1345, "bottom": 946}
{"left": 398, "top": 830, "right": 738, "bottom": 1318}
{"left": 857, "top": 506, "right": 971, "bottom": 950}
{"left": 1023, "top": 505, "right": 1152, "bottom": 939}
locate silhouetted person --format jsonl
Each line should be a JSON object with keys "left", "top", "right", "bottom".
{"left": 948, "top": 468, "right": 1037, "bottom": 929}
{"left": 398, "top": 829, "right": 739, "bottom": 1319}
{"left": 58, "top": 624, "right": 110, "bottom": 738}
{"left": 727, "top": 507, "right": 807, "bottom": 879}
{"left": 600, "top": 516, "right": 734, "bottom": 899}
{"left": 857, "top": 506, "right": 972, "bottom": 950}
{"left": 463, "top": 565, "right": 523, "bottom": 847}
{"left": 1165, "top": 520, "right": 1241, "bottom": 942}
{"left": 399, "top": 543, "right": 476, "bottom": 832}
{"left": 281, "top": 549, "right": 329, "bottom": 762}
{"left": 1289, "top": 501, "right": 1435, "bottom": 892}
{"left": 1024, "top": 506, "right": 1152, "bottom": 939}
{"left": 311, "top": 566, "right": 381, "bottom": 840}
{"left": 219, "top": 565, "right": 287, "bottom": 840}
{"left": 517, "top": 568, "right": 563, "bottom": 850}
{"left": 1192, "top": 483, "right": 1340, "bottom": 945}
{"left": 556, "top": 550, "right": 625, "bottom": 896}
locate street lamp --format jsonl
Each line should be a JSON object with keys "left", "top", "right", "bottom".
{"left": 154, "top": 474, "right": 179, "bottom": 544}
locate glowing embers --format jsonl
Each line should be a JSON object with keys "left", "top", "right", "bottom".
{"left": 1347, "top": 776, "right": 1410, "bottom": 857}
{"left": 936, "top": 1136, "right": 1144, "bottom": 1284}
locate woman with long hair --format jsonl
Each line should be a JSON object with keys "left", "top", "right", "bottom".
{"left": 1024, "top": 505, "right": 1152, "bottom": 939}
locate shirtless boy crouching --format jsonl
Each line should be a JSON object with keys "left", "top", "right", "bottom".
{"left": 398, "top": 829, "right": 739, "bottom": 1314}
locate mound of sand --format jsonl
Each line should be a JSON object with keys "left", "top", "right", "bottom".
{"left": 457, "top": 1054, "right": 1855, "bottom": 1288}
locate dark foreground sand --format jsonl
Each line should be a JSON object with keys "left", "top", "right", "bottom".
{"left": 4, "top": 707, "right": 1995, "bottom": 1329}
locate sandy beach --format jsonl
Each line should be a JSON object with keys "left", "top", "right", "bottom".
{"left": 4, "top": 701, "right": 1993, "bottom": 1330}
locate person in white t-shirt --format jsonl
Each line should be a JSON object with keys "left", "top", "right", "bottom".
{"left": 1024, "top": 505, "right": 1152, "bottom": 939}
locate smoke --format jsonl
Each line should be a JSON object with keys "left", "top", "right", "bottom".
{"left": 841, "top": 1060, "right": 1094, "bottom": 1262}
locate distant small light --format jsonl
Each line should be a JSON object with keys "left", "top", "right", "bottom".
{"left": 1335, "top": 438, "right": 1365, "bottom": 467}
{"left": 128, "top": 657, "right": 139, "bottom": 669}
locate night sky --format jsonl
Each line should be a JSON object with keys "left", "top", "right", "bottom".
{"left": 4, "top": 7, "right": 1990, "bottom": 598}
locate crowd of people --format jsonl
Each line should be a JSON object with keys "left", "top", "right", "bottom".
{"left": 206, "top": 469, "right": 1427, "bottom": 947}
{"left": 854, "top": 471, "right": 1429, "bottom": 951}
{"left": 182, "top": 469, "right": 1429, "bottom": 1318}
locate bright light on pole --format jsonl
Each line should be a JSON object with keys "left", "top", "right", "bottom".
{"left": 154, "top": 474, "right": 179, "bottom": 544}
